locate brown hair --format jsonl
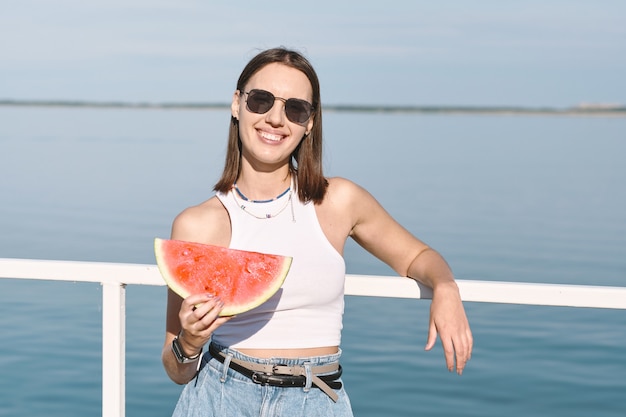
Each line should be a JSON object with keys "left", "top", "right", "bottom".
{"left": 213, "top": 47, "right": 327, "bottom": 203}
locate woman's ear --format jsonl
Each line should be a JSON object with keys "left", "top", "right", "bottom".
{"left": 231, "top": 90, "right": 241, "bottom": 120}
{"left": 305, "top": 114, "right": 314, "bottom": 134}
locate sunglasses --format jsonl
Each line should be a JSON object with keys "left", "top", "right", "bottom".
{"left": 242, "top": 89, "right": 314, "bottom": 124}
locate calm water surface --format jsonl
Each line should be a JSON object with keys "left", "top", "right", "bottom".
{"left": 1, "top": 107, "right": 625, "bottom": 416}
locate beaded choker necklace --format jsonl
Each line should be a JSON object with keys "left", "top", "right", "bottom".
{"left": 231, "top": 179, "right": 296, "bottom": 222}
{"left": 233, "top": 183, "right": 290, "bottom": 203}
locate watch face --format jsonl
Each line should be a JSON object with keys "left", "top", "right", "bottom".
{"left": 172, "top": 337, "right": 187, "bottom": 363}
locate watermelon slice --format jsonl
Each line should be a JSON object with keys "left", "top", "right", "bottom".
{"left": 154, "top": 238, "right": 291, "bottom": 316}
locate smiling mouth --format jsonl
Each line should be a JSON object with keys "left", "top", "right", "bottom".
{"left": 259, "top": 130, "right": 285, "bottom": 142}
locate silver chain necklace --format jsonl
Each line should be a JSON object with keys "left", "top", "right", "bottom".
{"left": 231, "top": 179, "right": 296, "bottom": 222}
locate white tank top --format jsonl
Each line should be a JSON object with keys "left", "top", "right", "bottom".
{"left": 212, "top": 186, "right": 346, "bottom": 349}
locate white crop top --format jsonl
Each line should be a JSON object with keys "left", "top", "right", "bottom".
{"left": 212, "top": 186, "right": 346, "bottom": 349}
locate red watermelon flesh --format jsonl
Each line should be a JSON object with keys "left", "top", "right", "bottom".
{"left": 154, "top": 238, "right": 291, "bottom": 316}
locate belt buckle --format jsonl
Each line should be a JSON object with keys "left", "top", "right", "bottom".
{"left": 251, "top": 372, "right": 267, "bottom": 385}
{"left": 271, "top": 363, "right": 294, "bottom": 376}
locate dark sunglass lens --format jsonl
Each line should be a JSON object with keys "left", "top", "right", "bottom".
{"left": 285, "top": 100, "right": 312, "bottom": 123}
{"left": 247, "top": 90, "right": 274, "bottom": 114}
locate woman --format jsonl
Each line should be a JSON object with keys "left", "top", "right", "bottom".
{"left": 162, "top": 47, "right": 472, "bottom": 416}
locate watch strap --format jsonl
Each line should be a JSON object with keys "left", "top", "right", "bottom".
{"left": 172, "top": 334, "right": 203, "bottom": 364}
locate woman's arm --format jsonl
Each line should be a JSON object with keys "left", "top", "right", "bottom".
{"left": 341, "top": 178, "right": 473, "bottom": 374}
{"left": 161, "top": 198, "right": 233, "bottom": 384}
{"left": 405, "top": 247, "right": 472, "bottom": 374}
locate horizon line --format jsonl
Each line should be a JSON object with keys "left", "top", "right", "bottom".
{"left": 1, "top": 99, "right": 625, "bottom": 117}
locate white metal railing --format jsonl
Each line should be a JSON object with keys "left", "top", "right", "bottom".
{"left": 1, "top": 257, "right": 626, "bottom": 417}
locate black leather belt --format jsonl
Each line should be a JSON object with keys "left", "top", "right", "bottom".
{"left": 208, "top": 343, "right": 342, "bottom": 401}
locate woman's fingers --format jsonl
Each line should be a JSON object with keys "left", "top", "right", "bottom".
{"left": 180, "top": 294, "right": 226, "bottom": 338}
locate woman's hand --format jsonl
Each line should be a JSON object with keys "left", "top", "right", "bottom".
{"left": 162, "top": 291, "right": 233, "bottom": 384}
{"left": 424, "top": 282, "right": 473, "bottom": 375}
{"left": 177, "top": 293, "right": 232, "bottom": 356}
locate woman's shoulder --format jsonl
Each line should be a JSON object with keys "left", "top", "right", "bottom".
{"left": 324, "top": 176, "right": 388, "bottom": 216}
{"left": 324, "top": 176, "right": 374, "bottom": 202}
{"left": 319, "top": 177, "right": 379, "bottom": 217}
{"left": 175, "top": 196, "right": 224, "bottom": 220}
{"left": 325, "top": 176, "right": 358, "bottom": 193}
{"left": 171, "top": 196, "right": 230, "bottom": 246}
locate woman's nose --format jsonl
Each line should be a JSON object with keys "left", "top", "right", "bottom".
{"left": 265, "top": 99, "right": 286, "bottom": 125}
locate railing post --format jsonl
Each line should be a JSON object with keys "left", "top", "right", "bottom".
{"left": 101, "top": 282, "right": 126, "bottom": 417}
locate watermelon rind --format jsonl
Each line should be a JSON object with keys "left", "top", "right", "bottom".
{"left": 154, "top": 238, "right": 291, "bottom": 316}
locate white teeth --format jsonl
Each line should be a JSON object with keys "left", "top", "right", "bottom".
{"left": 260, "top": 131, "right": 283, "bottom": 142}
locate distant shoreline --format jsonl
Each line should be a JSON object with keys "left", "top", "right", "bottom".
{"left": 1, "top": 99, "right": 625, "bottom": 117}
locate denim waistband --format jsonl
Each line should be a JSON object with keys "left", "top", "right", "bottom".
{"left": 209, "top": 342, "right": 342, "bottom": 367}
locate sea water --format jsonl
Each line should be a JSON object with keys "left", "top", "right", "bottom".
{"left": 1, "top": 107, "right": 625, "bottom": 416}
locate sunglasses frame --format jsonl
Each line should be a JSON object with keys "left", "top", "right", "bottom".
{"left": 241, "top": 89, "right": 314, "bottom": 124}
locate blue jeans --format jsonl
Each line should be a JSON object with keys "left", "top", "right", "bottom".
{"left": 171, "top": 344, "right": 353, "bottom": 417}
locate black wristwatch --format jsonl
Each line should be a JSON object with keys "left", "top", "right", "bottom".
{"left": 172, "top": 334, "right": 203, "bottom": 364}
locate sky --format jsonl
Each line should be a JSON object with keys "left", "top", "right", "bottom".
{"left": 1, "top": 0, "right": 625, "bottom": 107}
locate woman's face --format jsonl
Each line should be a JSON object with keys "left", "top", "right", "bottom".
{"left": 232, "top": 62, "right": 314, "bottom": 171}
